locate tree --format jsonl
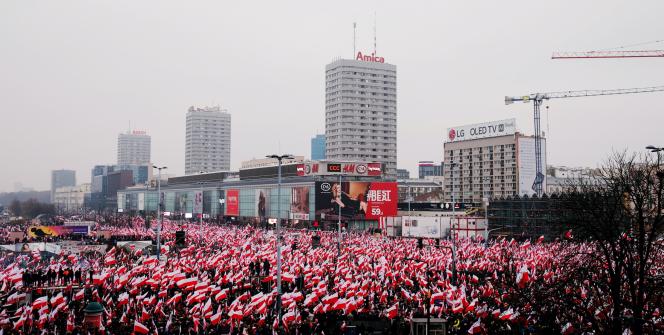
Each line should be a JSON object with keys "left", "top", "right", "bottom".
{"left": 560, "top": 151, "right": 664, "bottom": 334}
{"left": 8, "top": 199, "right": 21, "bottom": 216}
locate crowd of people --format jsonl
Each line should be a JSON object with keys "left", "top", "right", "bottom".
{"left": 0, "top": 216, "right": 662, "bottom": 334}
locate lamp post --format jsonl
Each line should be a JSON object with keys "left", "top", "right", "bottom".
{"left": 338, "top": 173, "right": 342, "bottom": 257}
{"left": 646, "top": 145, "right": 663, "bottom": 169}
{"left": 266, "top": 154, "right": 294, "bottom": 327}
{"left": 449, "top": 161, "right": 458, "bottom": 285}
{"left": 196, "top": 172, "right": 206, "bottom": 238}
{"left": 483, "top": 176, "right": 491, "bottom": 248}
{"left": 152, "top": 165, "right": 167, "bottom": 259}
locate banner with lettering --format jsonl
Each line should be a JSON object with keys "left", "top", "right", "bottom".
{"left": 315, "top": 181, "right": 397, "bottom": 220}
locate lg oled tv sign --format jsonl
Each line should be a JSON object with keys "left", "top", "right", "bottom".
{"left": 446, "top": 118, "right": 516, "bottom": 143}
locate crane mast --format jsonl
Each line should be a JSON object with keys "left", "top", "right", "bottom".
{"left": 505, "top": 85, "right": 664, "bottom": 197}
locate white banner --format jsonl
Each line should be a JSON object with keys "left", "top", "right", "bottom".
{"left": 446, "top": 118, "right": 516, "bottom": 142}
{"left": 138, "top": 193, "right": 145, "bottom": 211}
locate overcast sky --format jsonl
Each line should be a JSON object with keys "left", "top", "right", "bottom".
{"left": 1, "top": 0, "right": 663, "bottom": 192}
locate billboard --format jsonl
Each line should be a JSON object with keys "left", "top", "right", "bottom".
{"left": 27, "top": 225, "right": 89, "bottom": 238}
{"left": 225, "top": 189, "right": 239, "bottom": 216}
{"left": 446, "top": 118, "right": 516, "bottom": 143}
{"left": 290, "top": 186, "right": 310, "bottom": 220}
{"left": 517, "top": 136, "right": 547, "bottom": 197}
{"left": 138, "top": 193, "right": 145, "bottom": 211}
{"left": 193, "top": 191, "right": 203, "bottom": 214}
{"left": 256, "top": 189, "right": 270, "bottom": 218}
{"left": 315, "top": 181, "right": 397, "bottom": 220}
{"left": 296, "top": 162, "right": 382, "bottom": 177}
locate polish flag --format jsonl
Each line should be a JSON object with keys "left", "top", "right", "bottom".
{"left": 229, "top": 309, "right": 243, "bottom": 320}
{"left": 536, "top": 235, "right": 545, "bottom": 244}
{"left": 322, "top": 293, "right": 338, "bottom": 305}
{"left": 141, "top": 307, "right": 150, "bottom": 322}
{"left": 117, "top": 293, "right": 129, "bottom": 306}
{"left": 210, "top": 311, "right": 222, "bottom": 325}
{"left": 467, "top": 318, "right": 482, "bottom": 334}
{"left": 133, "top": 320, "right": 149, "bottom": 334}
{"left": 32, "top": 296, "right": 48, "bottom": 310}
{"left": 167, "top": 293, "right": 182, "bottom": 305}
{"left": 386, "top": 304, "right": 398, "bottom": 319}
{"left": 516, "top": 266, "right": 530, "bottom": 288}
{"left": 499, "top": 308, "right": 514, "bottom": 321}
{"left": 74, "top": 289, "right": 85, "bottom": 301}
{"left": 176, "top": 277, "right": 197, "bottom": 289}
{"left": 215, "top": 289, "right": 228, "bottom": 302}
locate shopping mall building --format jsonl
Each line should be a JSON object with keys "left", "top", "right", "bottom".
{"left": 116, "top": 161, "right": 396, "bottom": 230}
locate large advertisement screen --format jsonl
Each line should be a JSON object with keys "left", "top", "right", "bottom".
{"left": 291, "top": 186, "right": 310, "bottom": 220}
{"left": 256, "top": 189, "right": 270, "bottom": 218}
{"left": 193, "top": 191, "right": 203, "bottom": 214}
{"left": 315, "top": 181, "right": 397, "bottom": 220}
{"left": 225, "top": 189, "right": 239, "bottom": 216}
{"left": 27, "top": 225, "right": 89, "bottom": 238}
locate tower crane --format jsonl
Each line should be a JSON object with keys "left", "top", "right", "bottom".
{"left": 505, "top": 85, "right": 664, "bottom": 197}
{"left": 552, "top": 39, "right": 664, "bottom": 59}
{"left": 552, "top": 50, "right": 664, "bottom": 59}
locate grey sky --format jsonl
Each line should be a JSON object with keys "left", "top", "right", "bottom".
{"left": 1, "top": 0, "right": 663, "bottom": 192}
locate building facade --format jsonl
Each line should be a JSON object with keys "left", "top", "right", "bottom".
{"left": 117, "top": 130, "right": 151, "bottom": 166}
{"left": 325, "top": 56, "right": 397, "bottom": 178}
{"left": 51, "top": 170, "right": 76, "bottom": 203}
{"left": 53, "top": 183, "right": 91, "bottom": 212}
{"left": 311, "top": 134, "right": 326, "bottom": 160}
{"left": 418, "top": 161, "right": 443, "bottom": 179}
{"left": 443, "top": 119, "right": 546, "bottom": 206}
{"left": 118, "top": 160, "right": 396, "bottom": 231}
{"left": 185, "top": 106, "right": 231, "bottom": 175}
{"left": 396, "top": 169, "right": 410, "bottom": 180}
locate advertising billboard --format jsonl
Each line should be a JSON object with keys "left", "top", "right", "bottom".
{"left": 193, "top": 191, "right": 203, "bottom": 214}
{"left": 225, "top": 189, "right": 239, "bottom": 216}
{"left": 296, "top": 162, "right": 382, "bottom": 177}
{"left": 256, "top": 189, "right": 270, "bottom": 218}
{"left": 315, "top": 181, "right": 397, "bottom": 220}
{"left": 446, "top": 118, "right": 516, "bottom": 143}
{"left": 517, "top": 136, "right": 547, "bottom": 197}
{"left": 290, "top": 186, "right": 310, "bottom": 220}
{"left": 27, "top": 225, "right": 89, "bottom": 238}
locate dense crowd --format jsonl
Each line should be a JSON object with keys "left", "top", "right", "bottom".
{"left": 0, "top": 217, "right": 662, "bottom": 334}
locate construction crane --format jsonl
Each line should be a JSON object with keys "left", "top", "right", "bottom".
{"left": 505, "top": 85, "right": 664, "bottom": 196}
{"left": 552, "top": 50, "right": 664, "bottom": 59}
{"left": 552, "top": 39, "right": 664, "bottom": 59}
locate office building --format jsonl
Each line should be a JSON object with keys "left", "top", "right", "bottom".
{"left": 51, "top": 170, "right": 76, "bottom": 203}
{"left": 53, "top": 183, "right": 91, "bottom": 212}
{"left": 117, "top": 130, "right": 151, "bottom": 166}
{"left": 443, "top": 119, "right": 546, "bottom": 206}
{"left": 396, "top": 169, "right": 410, "bottom": 180}
{"left": 418, "top": 161, "right": 443, "bottom": 179}
{"left": 311, "top": 134, "right": 326, "bottom": 160}
{"left": 185, "top": 106, "right": 231, "bottom": 175}
{"left": 325, "top": 54, "right": 397, "bottom": 178}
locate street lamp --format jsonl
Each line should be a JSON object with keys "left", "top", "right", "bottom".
{"left": 646, "top": 145, "right": 663, "bottom": 168}
{"left": 152, "top": 165, "right": 167, "bottom": 260}
{"left": 337, "top": 173, "right": 342, "bottom": 257}
{"left": 448, "top": 161, "right": 458, "bottom": 285}
{"left": 482, "top": 176, "right": 491, "bottom": 248}
{"left": 197, "top": 172, "right": 206, "bottom": 238}
{"left": 266, "top": 154, "right": 294, "bottom": 327}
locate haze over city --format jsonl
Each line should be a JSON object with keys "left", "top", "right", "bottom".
{"left": 1, "top": 0, "right": 663, "bottom": 192}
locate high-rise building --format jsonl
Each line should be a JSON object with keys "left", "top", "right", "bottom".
{"left": 117, "top": 130, "right": 151, "bottom": 166}
{"left": 418, "top": 161, "right": 443, "bottom": 179}
{"left": 185, "top": 106, "right": 231, "bottom": 175}
{"left": 325, "top": 54, "right": 397, "bottom": 178}
{"left": 311, "top": 134, "right": 326, "bottom": 160}
{"left": 51, "top": 170, "right": 76, "bottom": 203}
{"left": 443, "top": 119, "right": 546, "bottom": 206}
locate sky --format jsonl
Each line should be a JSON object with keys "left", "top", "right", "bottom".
{"left": 1, "top": 0, "right": 663, "bottom": 192}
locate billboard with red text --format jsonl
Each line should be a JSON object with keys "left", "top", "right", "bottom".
{"left": 315, "top": 181, "right": 397, "bottom": 220}
{"left": 225, "top": 189, "right": 239, "bottom": 216}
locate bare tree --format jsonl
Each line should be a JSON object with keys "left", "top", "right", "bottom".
{"left": 561, "top": 151, "right": 664, "bottom": 334}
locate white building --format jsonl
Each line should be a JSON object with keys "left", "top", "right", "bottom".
{"left": 53, "top": 183, "right": 91, "bottom": 212}
{"left": 325, "top": 54, "right": 397, "bottom": 179}
{"left": 117, "top": 130, "right": 151, "bottom": 166}
{"left": 185, "top": 106, "right": 231, "bottom": 175}
{"left": 443, "top": 119, "right": 546, "bottom": 206}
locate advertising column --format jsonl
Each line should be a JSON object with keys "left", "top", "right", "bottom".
{"left": 225, "top": 189, "right": 239, "bottom": 216}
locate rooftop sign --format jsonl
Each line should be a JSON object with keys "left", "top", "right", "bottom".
{"left": 446, "top": 118, "right": 516, "bottom": 143}
{"left": 356, "top": 51, "right": 385, "bottom": 63}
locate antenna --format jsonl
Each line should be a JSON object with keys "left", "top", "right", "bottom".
{"left": 128, "top": 120, "right": 131, "bottom": 134}
{"left": 373, "top": 12, "right": 377, "bottom": 55}
{"left": 353, "top": 22, "right": 357, "bottom": 58}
